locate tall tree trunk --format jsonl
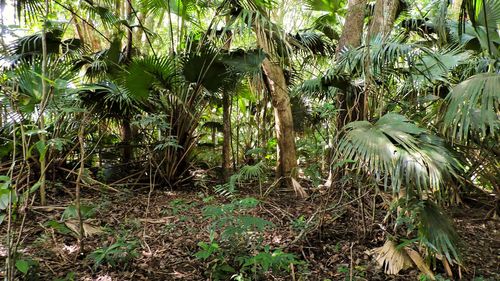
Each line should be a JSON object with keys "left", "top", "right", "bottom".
{"left": 261, "top": 59, "right": 297, "bottom": 179}
{"left": 326, "top": 0, "right": 367, "bottom": 187}
{"left": 252, "top": 16, "right": 298, "bottom": 181}
{"left": 369, "top": 0, "right": 400, "bottom": 38}
{"left": 222, "top": 24, "right": 233, "bottom": 181}
{"left": 451, "top": 0, "right": 463, "bottom": 17}
{"left": 336, "top": 0, "right": 367, "bottom": 129}
{"left": 39, "top": 0, "right": 49, "bottom": 206}
{"left": 366, "top": 0, "right": 400, "bottom": 118}
{"left": 254, "top": 26, "right": 297, "bottom": 180}
{"left": 222, "top": 91, "right": 231, "bottom": 181}
{"left": 336, "top": 0, "right": 367, "bottom": 55}
{"left": 125, "top": 0, "right": 133, "bottom": 62}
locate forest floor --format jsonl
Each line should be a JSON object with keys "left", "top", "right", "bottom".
{"left": 1, "top": 183, "right": 499, "bottom": 281}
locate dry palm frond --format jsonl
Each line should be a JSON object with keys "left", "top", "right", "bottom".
{"left": 291, "top": 177, "right": 308, "bottom": 199}
{"left": 369, "top": 240, "right": 413, "bottom": 275}
{"left": 407, "top": 248, "right": 435, "bottom": 280}
{"left": 65, "top": 220, "right": 103, "bottom": 238}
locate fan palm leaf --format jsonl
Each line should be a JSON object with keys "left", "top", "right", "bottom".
{"left": 337, "top": 113, "right": 462, "bottom": 195}
{"left": 442, "top": 72, "right": 500, "bottom": 141}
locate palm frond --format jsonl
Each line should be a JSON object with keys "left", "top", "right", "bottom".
{"left": 239, "top": 161, "right": 266, "bottom": 181}
{"left": 122, "top": 56, "right": 180, "bottom": 100}
{"left": 418, "top": 201, "right": 460, "bottom": 264}
{"left": 442, "top": 72, "right": 500, "bottom": 141}
{"left": 80, "top": 1, "right": 124, "bottom": 29}
{"left": 290, "top": 31, "right": 335, "bottom": 56}
{"left": 459, "top": 0, "right": 500, "bottom": 57}
{"left": 77, "top": 82, "right": 140, "bottom": 119}
{"left": 337, "top": 113, "right": 462, "bottom": 195}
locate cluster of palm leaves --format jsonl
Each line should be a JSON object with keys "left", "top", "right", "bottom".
{"left": 297, "top": 0, "right": 499, "bottom": 275}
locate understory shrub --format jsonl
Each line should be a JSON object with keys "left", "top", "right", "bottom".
{"left": 194, "top": 197, "right": 304, "bottom": 280}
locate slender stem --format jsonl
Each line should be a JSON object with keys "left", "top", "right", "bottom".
{"left": 39, "top": 0, "right": 49, "bottom": 206}
{"left": 75, "top": 113, "right": 87, "bottom": 252}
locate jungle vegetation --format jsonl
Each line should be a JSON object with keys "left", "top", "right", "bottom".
{"left": 0, "top": 0, "right": 498, "bottom": 280}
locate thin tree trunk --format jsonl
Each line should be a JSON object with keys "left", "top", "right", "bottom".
{"left": 39, "top": 0, "right": 49, "bottom": 206}
{"left": 75, "top": 114, "right": 86, "bottom": 252}
{"left": 222, "top": 22, "right": 232, "bottom": 182}
{"left": 222, "top": 91, "right": 231, "bottom": 181}
{"left": 326, "top": 0, "right": 367, "bottom": 187}
{"left": 72, "top": 17, "right": 85, "bottom": 45}
{"left": 121, "top": 118, "right": 133, "bottom": 164}
{"left": 254, "top": 24, "right": 297, "bottom": 181}
{"left": 125, "top": 0, "right": 133, "bottom": 62}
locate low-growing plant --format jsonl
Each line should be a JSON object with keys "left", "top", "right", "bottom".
{"left": 15, "top": 258, "right": 39, "bottom": 280}
{"left": 53, "top": 272, "right": 76, "bottom": 281}
{"left": 194, "top": 197, "right": 304, "bottom": 280}
{"left": 88, "top": 239, "right": 139, "bottom": 269}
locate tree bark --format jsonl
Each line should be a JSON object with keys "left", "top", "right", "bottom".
{"left": 336, "top": 0, "right": 367, "bottom": 55}
{"left": 260, "top": 57, "right": 297, "bottom": 179}
{"left": 369, "top": 0, "right": 400, "bottom": 38}
{"left": 121, "top": 118, "right": 133, "bottom": 164}
{"left": 222, "top": 22, "right": 233, "bottom": 182}
{"left": 222, "top": 91, "right": 231, "bottom": 181}
{"left": 253, "top": 14, "right": 297, "bottom": 181}
{"left": 336, "top": 0, "right": 367, "bottom": 130}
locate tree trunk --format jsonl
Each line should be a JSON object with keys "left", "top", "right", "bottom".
{"left": 369, "top": 0, "right": 400, "bottom": 38}
{"left": 254, "top": 26, "right": 297, "bottom": 180}
{"left": 261, "top": 58, "right": 297, "bottom": 179}
{"left": 326, "top": 0, "right": 367, "bottom": 187}
{"left": 222, "top": 20, "right": 233, "bottom": 182}
{"left": 222, "top": 91, "right": 231, "bottom": 181}
{"left": 125, "top": 0, "right": 133, "bottom": 62}
{"left": 336, "top": 0, "right": 367, "bottom": 55}
{"left": 336, "top": 0, "right": 367, "bottom": 129}
{"left": 39, "top": 0, "right": 49, "bottom": 206}
{"left": 121, "top": 118, "right": 133, "bottom": 164}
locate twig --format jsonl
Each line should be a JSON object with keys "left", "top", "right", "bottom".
{"left": 349, "top": 242, "right": 354, "bottom": 281}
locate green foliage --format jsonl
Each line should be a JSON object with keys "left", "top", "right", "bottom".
{"left": 61, "top": 204, "right": 95, "bottom": 220}
{"left": 123, "top": 56, "right": 179, "bottom": 100}
{"left": 215, "top": 161, "right": 267, "bottom": 198}
{"left": 337, "top": 113, "right": 462, "bottom": 196}
{"left": 394, "top": 199, "right": 461, "bottom": 265}
{"left": 53, "top": 272, "right": 76, "bottom": 281}
{"left": 442, "top": 73, "right": 500, "bottom": 141}
{"left": 45, "top": 220, "right": 73, "bottom": 235}
{"left": 88, "top": 239, "right": 139, "bottom": 270}
{"left": 195, "top": 197, "right": 302, "bottom": 279}
{"left": 15, "top": 258, "right": 39, "bottom": 279}
{"left": 417, "top": 202, "right": 460, "bottom": 264}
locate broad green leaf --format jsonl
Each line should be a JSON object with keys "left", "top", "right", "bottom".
{"left": 15, "top": 259, "right": 29, "bottom": 274}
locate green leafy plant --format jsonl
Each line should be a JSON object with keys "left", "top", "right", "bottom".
{"left": 195, "top": 197, "right": 302, "bottom": 279}
{"left": 15, "top": 258, "right": 39, "bottom": 280}
{"left": 216, "top": 161, "right": 268, "bottom": 198}
{"left": 53, "top": 272, "right": 76, "bottom": 281}
{"left": 88, "top": 239, "right": 139, "bottom": 269}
